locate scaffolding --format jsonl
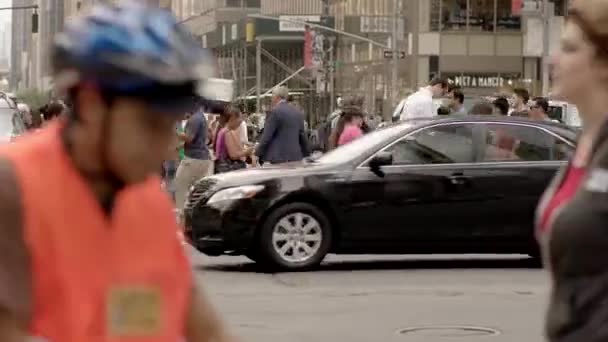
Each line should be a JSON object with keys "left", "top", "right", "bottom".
{"left": 214, "top": 38, "right": 330, "bottom": 126}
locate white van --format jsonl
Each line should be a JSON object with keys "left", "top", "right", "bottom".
{"left": 0, "top": 93, "right": 22, "bottom": 142}
{"left": 548, "top": 100, "right": 581, "bottom": 128}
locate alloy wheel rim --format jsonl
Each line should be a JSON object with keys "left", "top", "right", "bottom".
{"left": 272, "top": 212, "right": 323, "bottom": 263}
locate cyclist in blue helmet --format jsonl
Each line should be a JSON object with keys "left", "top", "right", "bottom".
{"left": 0, "top": 2, "right": 236, "bottom": 341}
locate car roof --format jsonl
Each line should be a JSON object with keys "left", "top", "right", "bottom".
{"left": 393, "top": 115, "right": 579, "bottom": 141}
{"left": 403, "top": 114, "right": 569, "bottom": 128}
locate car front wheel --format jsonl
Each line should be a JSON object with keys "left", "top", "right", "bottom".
{"left": 257, "top": 202, "right": 332, "bottom": 271}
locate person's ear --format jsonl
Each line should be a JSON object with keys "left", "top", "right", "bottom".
{"left": 74, "top": 84, "right": 107, "bottom": 126}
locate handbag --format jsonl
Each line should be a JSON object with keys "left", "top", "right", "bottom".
{"left": 214, "top": 157, "right": 246, "bottom": 174}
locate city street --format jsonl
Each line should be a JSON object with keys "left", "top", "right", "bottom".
{"left": 189, "top": 249, "right": 549, "bottom": 342}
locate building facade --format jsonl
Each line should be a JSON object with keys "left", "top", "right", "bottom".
{"left": 331, "top": 0, "right": 407, "bottom": 116}
{"left": 10, "top": 0, "right": 35, "bottom": 91}
{"left": 8, "top": 0, "right": 171, "bottom": 91}
{"left": 415, "top": 0, "right": 569, "bottom": 98}
{"left": 9, "top": 0, "right": 64, "bottom": 91}
{"left": 329, "top": 0, "right": 570, "bottom": 117}
{"left": 0, "top": 22, "right": 11, "bottom": 70}
{"left": 174, "top": 0, "right": 263, "bottom": 104}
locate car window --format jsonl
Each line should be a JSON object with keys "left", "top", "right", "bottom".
{"left": 482, "top": 124, "right": 573, "bottom": 162}
{"left": 315, "top": 124, "right": 412, "bottom": 165}
{"left": 383, "top": 124, "right": 475, "bottom": 165}
{"left": 548, "top": 106, "right": 564, "bottom": 123}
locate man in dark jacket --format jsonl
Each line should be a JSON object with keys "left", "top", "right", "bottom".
{"left": 256, "top": 86, "right": 310, "bottom": 164}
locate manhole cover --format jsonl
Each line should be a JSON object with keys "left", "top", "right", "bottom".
{"left": 398, "top": 325, "right": 500, "bottom": 338}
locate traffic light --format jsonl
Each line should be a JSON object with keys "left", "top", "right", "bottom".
{"left": 32, "top": 10, "right": 38, "bottom": 33}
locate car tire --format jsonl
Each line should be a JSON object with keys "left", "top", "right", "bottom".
{"left": 257, "top": 202, "right": 332, "bottom": 271}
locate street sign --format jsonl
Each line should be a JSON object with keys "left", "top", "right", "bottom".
{"left": 383, "top": 50, "right": 406, "bottom": 59}
{"left": 279, "top": 15, "right": 321, "bottom": 32}
{"left": 518, "top": 0, "right": 542, "bottom": 16}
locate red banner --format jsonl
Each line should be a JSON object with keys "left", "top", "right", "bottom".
{"left": 512, "top": 0, "right": 522, "bottom": 16}
{"left": 304, "top": 27, "right": 312, "bottom": 68}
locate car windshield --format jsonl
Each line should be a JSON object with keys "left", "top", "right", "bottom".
{"left": 314, "top": 124, "right": 413, "bottom": 164}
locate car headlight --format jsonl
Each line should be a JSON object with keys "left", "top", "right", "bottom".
{"left": 207, "top": 185, "right": 265, "bottom": 204}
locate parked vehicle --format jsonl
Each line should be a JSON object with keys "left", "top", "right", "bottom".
{"left": 0, "top": 93, "right": 22, "bottom": 142}
{"left": 184, "top": 116, "right": 577, "bottom": 270}
{"left": 548, "top": 100, "right": 581, "bottom": 127}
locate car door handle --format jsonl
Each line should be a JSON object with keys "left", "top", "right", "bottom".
{"left": 448, "top": 173, "right": 469, "bottom": 185}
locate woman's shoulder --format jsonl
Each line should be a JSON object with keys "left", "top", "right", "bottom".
{"left": 344, "top": 124, "right": 362, "bottom": 134}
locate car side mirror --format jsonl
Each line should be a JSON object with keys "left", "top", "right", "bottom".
{"left": 368, "top": 151, "right": 393, "bottom": 177}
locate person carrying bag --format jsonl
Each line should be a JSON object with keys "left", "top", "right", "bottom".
{"left": 214, "top": 105, "right": 254, "bottom": 173}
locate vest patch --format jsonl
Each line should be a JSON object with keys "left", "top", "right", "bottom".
{"left": 106, "top": 285, "right": 162, "bottom": 336}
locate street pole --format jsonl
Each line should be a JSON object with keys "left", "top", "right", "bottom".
{"left": 410, "top": 0, "right": 420, "bottom": 91}
{"left": 256, "top": 38, "right": 262, "bottom": 114}
{"left": 391, "top": 0, "right": 399, "bottom": 114}
{"left": 329, "top": 37, "right": 335, "bottom": 113}
{"left": 541, "top": 0, "right": 550, "bottom": 96}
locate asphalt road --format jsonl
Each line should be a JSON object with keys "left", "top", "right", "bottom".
{"left": 189, "top": 249, "right": 550, "bottom": 342}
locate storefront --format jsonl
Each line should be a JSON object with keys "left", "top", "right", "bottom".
{"left": 441, "top": 72, "right": 535, "bottom": 96}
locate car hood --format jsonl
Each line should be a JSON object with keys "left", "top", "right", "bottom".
{"left": 207, "top": 162, "right": 334, "bottom": 187}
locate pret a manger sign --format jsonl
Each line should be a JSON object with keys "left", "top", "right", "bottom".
{"left": 451, "top": 75, "right": 508, "bottom": 88}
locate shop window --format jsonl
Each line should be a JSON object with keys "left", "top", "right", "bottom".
{"left": 430, "top": 0, "right": 441, "bottom": 31}
{"left": 553, "top": 0, "right": 567, "bottom": 16}
{"left": 496, "top": 0, "right": 521, "bottom": 31}
{"left": 441, "top": 0, "right": 467, "bottom": 31}
{"left": 469, "top": 0, "right": 494, "bottom": 31}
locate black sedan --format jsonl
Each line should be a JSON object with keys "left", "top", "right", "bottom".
{"left": 183, "top": 116, "right": 577, "bottom": 270}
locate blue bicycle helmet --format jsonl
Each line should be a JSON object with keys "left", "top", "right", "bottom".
{"left": 52, "top": 1, "right": 216, "bottom": 114}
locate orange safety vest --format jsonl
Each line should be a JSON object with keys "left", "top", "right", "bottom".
{"left": 1, "top": 122, "right": 191, "bottom": 341}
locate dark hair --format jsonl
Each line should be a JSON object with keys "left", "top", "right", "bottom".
{"left": 448, "top": 84, "right": 460, "bottom": 94}
{"left": 437, "top": 106, "right": 451, "bottom": 115}
{"left": 452, "top": 89, "right": 464, "bottom": 104}
{"left": 469, "top": 101, "right": 494, "bottom": 115}
{"left": 513, "top": 88, "right": 530, "bottom": 103}
{"left": 225, "top": 104, "right": 241, "bottom": 123}
{"left": 44, "top": 101, "right": 65, "bottom": 121}
{"left": 328, "top": 112, "right": 363, "bottom": 150}
{"left": 492, "top": 97, "right": 509, "bottom": 115}
{"left": 532, "top": 97, "right": 549, "bottom": 113}
{"left": 429, "top": 76, "right": 449, "bottom": 89}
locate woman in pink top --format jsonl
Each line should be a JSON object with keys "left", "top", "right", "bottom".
{"left": 328, "top": 94, "right": 365, "bottom": 149}
{"left": 337, "top": 113, "right": 364, "bottom": 146}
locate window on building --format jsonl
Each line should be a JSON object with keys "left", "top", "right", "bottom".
{"left": 226, "top": 0, "right": 242, "bottom": 7}
{"left": 246, "top": 0, "right": 260, "bottom": 7}
{"left": 434, "top": 0, "right": 521, "bottom": 32}
{"left": 496, "top": 0, "right": 521, "bottom": 31}
{"left": 553, "top": 0, "right": 568, "bottom": 16}
{"left": 469, "top": 0, "right": 494, "bottom": 31}
{"left": 441, "top": 0, "right": 467, "bottom": 31}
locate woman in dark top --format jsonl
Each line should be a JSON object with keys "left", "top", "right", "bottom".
{"left": 537, "top": 1, "right": 608, "bottom": 341}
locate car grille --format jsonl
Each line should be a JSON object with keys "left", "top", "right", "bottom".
{"left": 185, "top": 178, "right": 217, "bottom": 211}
